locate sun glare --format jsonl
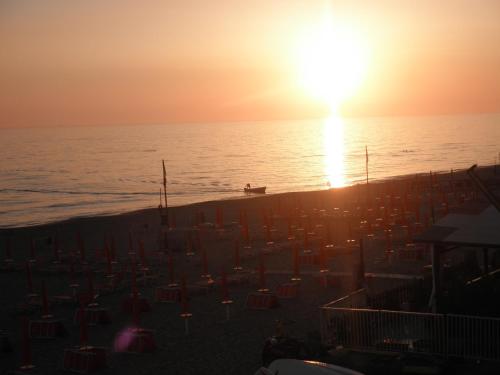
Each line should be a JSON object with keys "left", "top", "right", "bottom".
{"left": 296, "top": 17, "right": 369, "bottom": 111}
{"left": 324, "top": 114, "right": 346, "bottom": 188}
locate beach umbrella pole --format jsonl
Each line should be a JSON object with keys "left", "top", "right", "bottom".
{"left": 25, "top": 262, "right": 34, "bottom": 295}
{"left": 20, "top": 316, "right": 34, "bottom": 371}
{"left": 180, "top": 276, "right": 192, "bottom": 335}
{"left": 221, "top": 269, "right": 233, "bottom": 320}
{"left": 41, "top": 280, "right": 51, "bottom": 318}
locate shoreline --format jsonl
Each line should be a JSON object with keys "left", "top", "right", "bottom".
{"left": 1, "top": 163, "right": 495, "bottom": 233}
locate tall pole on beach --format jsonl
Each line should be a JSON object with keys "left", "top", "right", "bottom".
{"left": 163, "top": 160, "right": 168, "bottom": 211}
{"left": 429, "top": 170, "right": 435, "bottom": 224}
{"left": 365, "top": 146, "right": 369, "bottom": 204}
{"left": 162, "top": 160, "right": 169, "bottom": 252}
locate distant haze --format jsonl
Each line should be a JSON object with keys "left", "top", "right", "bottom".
{"left": 1, "top": 0, "right": 500, "bottom": 127}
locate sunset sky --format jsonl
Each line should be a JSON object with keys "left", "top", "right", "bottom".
{"left": 1, "top": 0, "right": 500, "bottom": 127}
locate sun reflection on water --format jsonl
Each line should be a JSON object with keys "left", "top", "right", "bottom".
{"left": 323, "top": 115, "right": 346, "bottom": 188}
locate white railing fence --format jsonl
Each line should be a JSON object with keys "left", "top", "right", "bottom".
{"left": 320, "top": 306, "right": 500, "bottom": 361}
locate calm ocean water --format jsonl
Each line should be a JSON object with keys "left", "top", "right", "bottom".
{"left": 1, "top": 113, "right": 499, "bottom": 228}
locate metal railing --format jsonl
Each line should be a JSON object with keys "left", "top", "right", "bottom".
{"left": 322, "top": 288, "right": 368, "bottom": 309}
{"left": 320, "top": 288, "right": 367, "bottom": 345}
{"left": 320, "top": 306, "right": 500, "bottom": 361}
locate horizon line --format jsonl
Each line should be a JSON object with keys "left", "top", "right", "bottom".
{"left": 1, "top": 110, "right": 499, "bottom": 130}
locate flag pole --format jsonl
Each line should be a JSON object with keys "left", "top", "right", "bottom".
{"left": 365, "top": 146, "right": 369, "bottom": 204}
{"left": 162, "top": 160, "right": 169, "bottom": 252}
{"left": 162, "top": 160, "right": 168, "bottom": 211}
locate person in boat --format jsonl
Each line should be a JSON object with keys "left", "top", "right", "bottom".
{"left": 246, "top": 183, "right": 251, "bottom": 189}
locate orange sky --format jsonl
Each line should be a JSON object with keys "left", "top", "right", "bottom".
{"left": 1, "top": 0, "right": 500, "bottom": 127}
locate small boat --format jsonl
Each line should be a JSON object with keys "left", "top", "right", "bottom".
{"left": 244, "top": 185, "right": 266, "bottom": 194}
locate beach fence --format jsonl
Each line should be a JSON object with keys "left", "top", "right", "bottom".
{"left": 320, "top": 291, "right": 500, "bottom": 361}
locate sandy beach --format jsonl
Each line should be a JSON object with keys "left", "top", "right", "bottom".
{"left": 1, "top": 165, "right": 499, "bottom": 374}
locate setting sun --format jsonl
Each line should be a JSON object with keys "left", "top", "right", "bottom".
{"left": 296, "top": 16, "right": 369, "bottom": 111}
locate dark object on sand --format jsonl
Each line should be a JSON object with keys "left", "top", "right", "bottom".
{"left": 63, "top": 346, "right": 108, "bottom": 373}
{"left": 244, "top": 184, "right": 266, "bottom": 194}
{"left": 262, "top": 320, "right": 310, "bottom": 367}
{"left": 29, "top": 318, "right": 67, "bottom": 339}
{"left": 1, "top": 330, "right": 13, "bottom": 353}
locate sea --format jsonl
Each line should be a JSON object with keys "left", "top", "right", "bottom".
{"left": 1, "top": 113, "right": 499, "bottom": 228}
